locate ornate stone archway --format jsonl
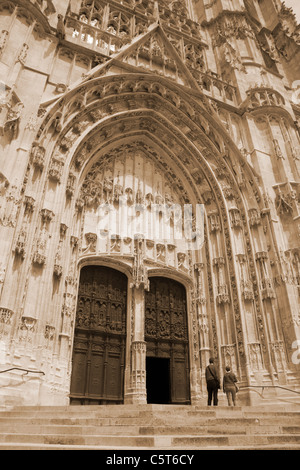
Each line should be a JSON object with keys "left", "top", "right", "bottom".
{"left": 0, "top": 52, "right": 298, "bottom": 404}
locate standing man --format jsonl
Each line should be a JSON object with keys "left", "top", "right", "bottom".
{"left": 205, "top": 357, "right": 220, "bottom": 406}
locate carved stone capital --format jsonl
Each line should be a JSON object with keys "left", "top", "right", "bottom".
{"left": 40, "top": 208, "right": 54, "bottom": 223}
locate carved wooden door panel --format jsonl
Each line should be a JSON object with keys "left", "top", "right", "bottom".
{"left": 145, "top": 277, "right": 190, "bottom": 404}
{"left": 70, "top": 266, "right": 127, "bottom": 405}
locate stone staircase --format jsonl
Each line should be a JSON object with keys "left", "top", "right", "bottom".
{"left": 0, "top": 404, "right": 300, "bottom": 450}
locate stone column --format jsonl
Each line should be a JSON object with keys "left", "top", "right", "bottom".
{"left": 130, "top": 339, "right": 147, "bottom": 404}
{"left": 194, "top": 262, "right": 210, "bottom": 370}
{"left": 127, "top": 285, "right": 147, "bottom": 404}
{"left": 126, "top": 237, "right": 148, "bottom": 403}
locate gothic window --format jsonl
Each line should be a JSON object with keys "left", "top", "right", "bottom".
{"left": 79, "top": 0, "right": 104, "bottom": 20}
{"left": 255, "top": 117, "right": 274, "bottom": 157}
{"left": 213, "top": 81, "right": 223, "bottom": 99}
{"left": 50, "top": 48, "right": 74, "bottom": 87}
{"left": 219, "top": 111, "right": 245, "bottom": 149}
{"left": 280, "top": 118, "right": 300, "bottom": 161}
{"left": 184, "top": 43, "right": 206, "bottom": 72}
{"left": 78, "top": 0, "right": 107, "bottom": 40}
{"left": 107, "top": 11, "right": 130, "bottom": 38}
{"left": 266, "top": 115, "right": 298, "bottom": 179}
{"left": 81, "top": 27, "right": 94, "bottom": 44}
{"left": 91, "top": 2, "right": 103, "bottom": 24}
{"left": 71, "top": 54, "right": 91, "bottom": 83}
{"left": 269, "top": 116, "right": 285, "bottom": 159}
{"left": 231, "top": 115, "right": 244, "bottom": 148}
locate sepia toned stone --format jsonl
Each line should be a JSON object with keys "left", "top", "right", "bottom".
{"left": 0, "top": 0, "right": 299, "bottom": 408}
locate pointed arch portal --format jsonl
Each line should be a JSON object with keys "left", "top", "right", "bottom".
{"left": 1, "top": 0, "right": 300, "bottom": 411}
{"left": 14, "top": 18, "right": 297, "bottom": 406}
{"left": 46, "top": 69, "right": 280, "bottom": 404}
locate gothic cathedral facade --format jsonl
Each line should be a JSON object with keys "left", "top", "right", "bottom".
{"left": 0, "top": 0, "right": 300, "bottom": 406}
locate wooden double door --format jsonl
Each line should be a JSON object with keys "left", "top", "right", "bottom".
{"left": 70, "top": 266, "right": 127, "bottom": 405}
{"left": 145, "top": 277, "right": 190, "bottom": 404}
{"left": 70, "top": 267, "right": 190, "bottom": 405}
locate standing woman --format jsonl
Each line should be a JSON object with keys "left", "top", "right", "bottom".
{"left": 223, "top": 366, "right": 238, "bottom": 406}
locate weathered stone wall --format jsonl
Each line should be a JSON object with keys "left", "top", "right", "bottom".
{"left": 0, "top": 0, "right": 299, "bottom": 406}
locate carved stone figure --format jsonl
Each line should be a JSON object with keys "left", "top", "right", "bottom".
{"left": 0, "top": 100, "right": 23, "bottom": 141}
{"left": 0, "top": 0, "right": 299, "bottom": 409}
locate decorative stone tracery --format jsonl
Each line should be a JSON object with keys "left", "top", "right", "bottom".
{"left": 6, "top": 63, "right": 287, "bottom": 403}
{"left": 0, "top": 0, "right": 299, "bottom": 407}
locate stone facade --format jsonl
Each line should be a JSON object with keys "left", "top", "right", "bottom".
{"left": 0, "top": 0, "right": 300, "bottom": 406}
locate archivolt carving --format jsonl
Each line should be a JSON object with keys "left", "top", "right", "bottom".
{"left": 27, "top": 70, "right": 270, "bottom": 371}
{"left": 39, "top": 75, "right": 224, "bottom": 157}
{"left": 79, "top": 142, "right": 184, "bottom": 210}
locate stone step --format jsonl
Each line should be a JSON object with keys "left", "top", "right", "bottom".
{"left": 1, "top": 423, "right": 299, "bottom": 436}
{"left": 0, "top": 432, "right": 299, "bottom": 448}
{"left": 0, "top": 443, "right": 299, "bottom": 450}
{"left": 0, "top": 404, "right": 299, "bottom": 450}
{"left": 0, "top": 433, "right": 155, "bottom": 447}
{"left": 1, "top": 416, "right": 298, "bottom": 426}
{"left": 0, "top": 406, "right": 215, "bottom": 417}
{"left": 2, "top": 403, "right": 299, "bottom": 413}
{"left": 1, "top": 407, "right": 299, "bottom": 419}
{"left": 0, "top": 412, "right": 300, "bottom": 426}
{"left": 0, "top": 409, "right": 299, "bottom": 425}
{"left": 171, "top": 434, "right": 300, "bottom": 448}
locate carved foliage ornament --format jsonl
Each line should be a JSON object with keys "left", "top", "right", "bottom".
{"left": 145, "top": 277, "right": 187, "bottom": 341}
{"left": 0, "top": 308, "right": 13, "bottom": 340}
{"left": 274, "top": 183, "right": 300, "bottom": 218}
{"left": 31, "top": 71, "right": 262, "bottom": 360}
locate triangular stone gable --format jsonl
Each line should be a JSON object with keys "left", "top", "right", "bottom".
{"left": 40, "top": 21, "right": 204, "bottom": 112}
{"left": 80, "top": 22, "right": 201, "bottom": 91}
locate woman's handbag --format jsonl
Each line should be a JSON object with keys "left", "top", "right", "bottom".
{"left": 235, "top": 383, "right": 239, "bottom": 392}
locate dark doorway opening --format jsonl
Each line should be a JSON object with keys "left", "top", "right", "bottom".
{"left": 146, "top": 357, "right": 171, "bottom": 404}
